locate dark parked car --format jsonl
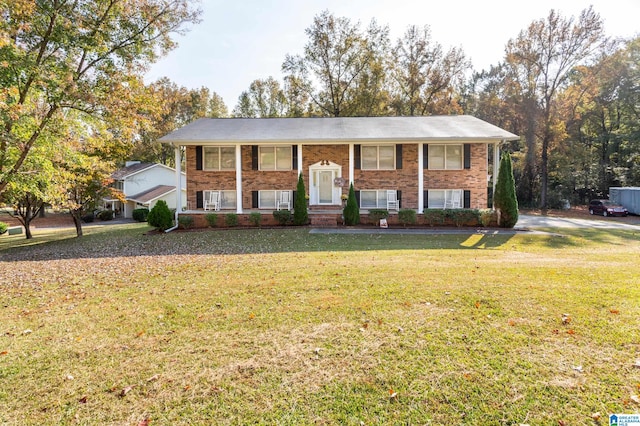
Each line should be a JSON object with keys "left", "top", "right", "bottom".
{"left": 589, "top": 199, "right": 628, "bottom": 217}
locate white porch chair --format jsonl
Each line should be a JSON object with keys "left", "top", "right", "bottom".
{"left": 444, "top": 191, "right": 461, "bottom": 209}
{"left": 204, "top": 191, "right": 220, "bottom": 211}
{"left": 386, "top": 190, "right": 399, "bottom": 211}
{"left": 276, "top": 191, "right": 291, "bottom": 211}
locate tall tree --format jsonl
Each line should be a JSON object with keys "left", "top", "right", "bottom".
{"left": 232, "top": 77, "right": 286, "bottom": 118}
{"left": 282, "top": 10, "right": 390, "bottom": 117}
{"left": 0, "top": 0, "right": 201, "bottom": 196}
{"left": 390, "top": 25, "right": 470, "bottom": 116}
{"left": 504, "top": 7, "right": 605, "bottom": 210}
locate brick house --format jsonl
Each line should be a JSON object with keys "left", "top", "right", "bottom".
{"left": 159, "top": 116, "right": 518, "bottom": 221}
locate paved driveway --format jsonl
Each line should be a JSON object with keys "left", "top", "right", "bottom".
{"left": 516, "top": 214, "right": 640, "bottom": 230}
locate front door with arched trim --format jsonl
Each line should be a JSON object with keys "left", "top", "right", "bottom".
{"left": 309, "top": 161, "right": 341, "bottom": 206}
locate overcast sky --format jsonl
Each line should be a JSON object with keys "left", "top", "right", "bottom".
{"left": 145, "top": 0, "right": 640, "bottom": 111}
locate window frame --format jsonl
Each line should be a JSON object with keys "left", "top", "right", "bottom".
{"left": 359, "top": 189, "right": 394, "bottom": 209}
{"left": 361, "top": 145, "right": 396, "bottom": 170}
{"left": 258, "top": 190, "right": 293, "bottom": 209}
{"left": 259, "top": 146, "right": 293, "bottom": 171}
{"left": 203, "top": 146, "right": 236, "bottom": 171}
{"left": 428, "top": 144, "right": 463, "bottom": 170}
{"left": 203, "top": 190, "right": 237, "bottom": 210}
{"left": 427, "top": 189, "right": 463, "bottom": 209}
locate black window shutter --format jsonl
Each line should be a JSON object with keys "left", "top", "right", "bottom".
{"left": 292, "top": 190, "right": 296, "bottom": 208}
{"left": 196, "top": 191, "right": 203, "bottom": 209}
{"left": 251, "top": 146, "right": 259, "bottom": 170}
{"left": 354, "top": 145, "right": 361, "bottom": 169}
{"left": 464, "top": 144, "right": 471, "bottom": 169}
{"left": 396, "top": 145, "right": 403, "bottom": 169}
{"left": 423, "top": 190, "right": 429, "bottom": 209}
{"left": 355, "top": 190, "right": 360, "bottom": 206}
{"left": 252, "top": 191, "right": 258, "bottom": 208}
{"left": 463, "top": 190, "right": 471, "bottom": 208}
{"left": 292, "top": 145, "right": 298, "bottom": 170}
{"left": 397, "top": 190, "right": 402, "bottom": 207}
{"left": 423, "top": 145, "right": 428, "bottom": 169}
{"left": 196, "top": 146, "right": 203, "bottom": 171}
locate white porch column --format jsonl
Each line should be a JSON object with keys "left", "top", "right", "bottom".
{"left": 297, "top": 143, "right": 303, "bottom": 176}
{"left": 348, "top": 143, "right": 354, "bottom": 185}
{"left": 492, "top": 141, "right": 501, "bottom": 209}
{"left": 174, "top": 145, "right": 182, "bottom": 219}
{"left": 418, "top": 143, "right": 424, "bottom": 214}
{"left": 235, "top": 144, "right": 243, "bottom": 213}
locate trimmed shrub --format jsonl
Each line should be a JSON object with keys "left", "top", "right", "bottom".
{"left": 225, "top": 213, "right": 238, "bottom": 227}
{"left": 132, "top": 208, "right": 149, "bottom": 222}
{"left": 343, "top": 183, "right": 359, "bottom": 225}
{"left": 293, "top": 173, "right": 309, "bottom": 225}
{"left": 368, "top": 209, "right": 389, "bottom": 225}
{"left": 81, "top": 213, "right": 94, "bottom": 223}
{"left": 205, "top": 213, "right": 218, "bottom": 227}
{"left": 422, "top": 209, "right": 446, "bottom": 226}
{"left": 148, "top": 200, "right": 173, "bottom": 231}
{"left": 398, "top": 209, "right": 417, "bottom": 226}
{"left": 249, "top": 212, "right": 262, "bottom": 227}
{"left": 446, "top": 209, "right": 479, "bottom": 227}
{"left": 178, "top": 215, "right": 194, "bottom": 229}
{"left": 97, "top": 210, "right": 114, "bottom": 221}
{"left": 273, "top": 209, "right": 292, "bottom": 225}
{"left": 479, "top": 209, "right": 495, "bottom": 227}
{"left": 494, "top": 152, "right": 519, "bottom": 228}
{"left": 0, "top": 221, "right": 7, "bottom": 235}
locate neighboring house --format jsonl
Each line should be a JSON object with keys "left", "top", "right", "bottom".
{"left": 158, "top": 116, "right": 518, "bottom": 214}
{"left": 105, "top": 161, "right": 187, "bottom": 218}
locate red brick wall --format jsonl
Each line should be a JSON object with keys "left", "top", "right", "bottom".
{"left": 185, "top": 143, "right": 489, "bottom": 210}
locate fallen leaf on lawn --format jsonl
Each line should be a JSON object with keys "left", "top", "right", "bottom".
{"left": 66, "top": 375, "right": 74, "bottom": 380}
{"left": 558, "top": 420, "right": 567, "bottom": 426}
{"left": 631, "top": 394, "right": 640, "bottom": 405}
{"left": 184, "top": 385, "right": 191, "bottom": 391}
{"left": 567, "top": 329, "right": 575, "bottom": 335}
{"left": 591, "top": 412, "right": 601, "bottom": 421}
{"left": 388, "top": 388, "right": 397, "bottom": 400}
{"left": 22, "top": 329, "right": 32, "bottom": 335}
{"left": 138, "top": 418, "right": 151, "bottom": 426}
{"left": 211, "top": 386, "right": 224, "bottom": 392}
{"left": 362, "top": 322, "right": 368, "bottom": 329}
{"left": 572, "top": 365, "right": 583, "bottom": 373}
{"left": 610, "top": 309, "right": 620, "bottom": 314}
{"left": 120, "top": 385, "right": 134, "bottom": 397}
{"left": 552, "top": 329, "right": 559, "bottom": 335}
{"left": 377, "top": 318, "right": 383, "bottom": 326}
{"left": 475, "top": 301, "right": 481, "bottom": 309}
{"left": 633, "top": 360, "right": 640, "bottom": 369}
{"left": 508, "top": 319, "right": 516, "bottom": 326}
{"left": 136, "top": 330, "right": 145, "bottom": 338}
{"left": 463, "top": 372, "right": 473, "bottom": 380}
{"left": 0, "top": 351, "right": 7, "bottom": 356}
{"left": 561, "top": 314, "right": 571, "bottom": 325}
{"left": 147, "top": 374, "right": 160, "bottom": 382}
{"left": 78, "top": 396, "right": 88, "bottom": 404}
{"left": 248, "top": 312, "right": 255, "bottom": 320}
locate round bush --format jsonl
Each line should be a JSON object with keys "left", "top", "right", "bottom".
{"left": 0, "top": 221, "right": 7, "bottom": 235}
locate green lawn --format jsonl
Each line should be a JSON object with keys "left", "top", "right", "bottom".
{"left": 1, "top": 225, "right": 639, "bottom": 425}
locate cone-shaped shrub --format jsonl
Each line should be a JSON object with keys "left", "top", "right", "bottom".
{"left": 494, "top": 152, "right": 519, "bottom": 228}
{"left": 293, "top": 173, "right": 309, "bottom": 225}
{"left": 343, "top": 183, "right": 360, "bottom": 225}
{"left": 147, "top": 200, "right": 173, "bottom": 231}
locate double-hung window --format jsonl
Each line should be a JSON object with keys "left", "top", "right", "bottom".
{"left": 428, "top": 145, "right": 463, "bottom": 170}
{"left": 259, "top": 146, "right": 292, "bottom": 171}
{"left": 427, "top": 189, "right": 463, "bottom": 209}
{"left": 203, "top": 146, "right": 235, "bottom": 171}
{"left": 361, "top": 145, "right": 395, "bottom": 170}
{"left": 359, "top": 190, "right": 390, "bottom": 209}
{"left": 258, "top": 190, "right": 292, "bottom": 209}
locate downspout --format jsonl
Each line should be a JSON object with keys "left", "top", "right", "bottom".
{"left": 418, "top": 143, "right": 424, "bottom": 214}
{"left": 165, "top": 143, "right": 182, "bottom": 233}
{"left": 492, "top": 141, "right": 501, "bottom": 209}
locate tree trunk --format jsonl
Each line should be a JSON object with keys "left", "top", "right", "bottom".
{"left": 72, "top": 212, "right": 83, "bottom": 237}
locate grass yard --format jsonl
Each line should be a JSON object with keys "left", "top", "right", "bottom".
{"left": 1, "top": 224, "right": 639, "bottom": 425}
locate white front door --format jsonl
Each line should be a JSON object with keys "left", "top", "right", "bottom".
{"left": 309, "top": 161, "right": 342, "bottom": 206}
{"left": 318, "top": 170, "right": 333, "bottom": 204}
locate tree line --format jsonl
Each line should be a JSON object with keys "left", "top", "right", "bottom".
{"left": 1, "top": 3, "right": 638, "bottom": 238}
